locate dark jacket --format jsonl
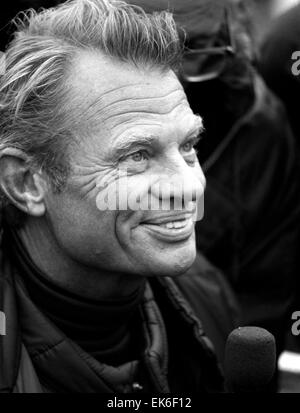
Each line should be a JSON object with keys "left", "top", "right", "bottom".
{"left": 0, "top": 227, "right": 238, "bottom": 393}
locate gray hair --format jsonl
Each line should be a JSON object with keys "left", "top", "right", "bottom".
{"left": 0, "top": 0, "right": 182, "bottom": 200}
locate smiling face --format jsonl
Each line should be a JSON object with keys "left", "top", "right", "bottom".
{"left": 43, "top": 50, "right": 205, "bottom": 278}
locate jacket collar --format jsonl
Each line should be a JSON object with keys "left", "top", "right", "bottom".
{"left": 14, "top": 276, "right": 170, "bottom": 393}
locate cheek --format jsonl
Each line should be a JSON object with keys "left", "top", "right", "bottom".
{"left": 52, "top": 199, "right": 126, "bottom": 269}
{"left": 46, "top": 187, "right": 118, "bottom": 250}
{"left": 95, "top": 172, "right": 155, "bottom": 214}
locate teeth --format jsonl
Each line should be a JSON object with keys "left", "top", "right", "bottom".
{"left": 163, "top": 219, "right": 189, "bottom": 229}
{"left": 166, "top": 222, "right": 175, "bottom": 229}
{"left": 173, "top": 220, "right": 185, "bottom": 229}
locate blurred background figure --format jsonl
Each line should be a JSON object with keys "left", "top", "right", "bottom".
{"left": 129, "top": 0, "right": 300, "bottom": 368}
{"left": 258, "top": 0, "right": 300, "bottom": 392}
{"left": 183, "top": 0, "right": 300, "bottom": 364}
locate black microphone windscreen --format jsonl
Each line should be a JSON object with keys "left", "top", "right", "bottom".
{"left": 225, "top": 326, "right": 276, "bottom": 392}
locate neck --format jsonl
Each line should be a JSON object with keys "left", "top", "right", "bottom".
{"left": 15, "top": 216, "right": 145, "bottom": 301}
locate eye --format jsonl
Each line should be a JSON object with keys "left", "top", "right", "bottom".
{"left": 181, "top": 137, "right": 200, "bottom": 154}
{"left": 129, "top": 150, "right": 149, "bottom": 162}
{"left": 182, "top": 141, "right": 194, "bottom": 153}
{"left": 180, "top": 137, "right": 200, "bottom": 166}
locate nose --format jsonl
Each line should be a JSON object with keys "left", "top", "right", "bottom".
{"left": 151, "top": 150, "right": 206, "bottom": 211}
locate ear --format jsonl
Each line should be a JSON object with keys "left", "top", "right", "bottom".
{"left": 0, "top": 148, "right": 46, "bottom": 217}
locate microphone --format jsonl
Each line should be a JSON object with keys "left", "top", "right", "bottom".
{"left": 224, "top": 326, "right": 276, "bottom": 392}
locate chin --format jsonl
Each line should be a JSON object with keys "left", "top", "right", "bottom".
{"left": 145, "top": 246, "right": 197, "bottom": 278}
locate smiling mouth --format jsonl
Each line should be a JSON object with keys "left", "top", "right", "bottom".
{"left": 139, "top": 215, "right": 195, "bottom": 242}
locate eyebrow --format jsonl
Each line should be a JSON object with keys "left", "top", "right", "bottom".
{"left": 109, "top": 116, "right": 204, "bottom": 159}
{"left": 187, "top": 115, "right": 204, "bottom": 137}
{"left": 110, "top": 135, "right": 158, "bottom": 159}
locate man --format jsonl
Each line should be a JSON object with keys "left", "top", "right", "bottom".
{"left": 0, "top": 0, "right": 237, "bottom": 393}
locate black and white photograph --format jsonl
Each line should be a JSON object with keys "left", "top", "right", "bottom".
{"left": 0, "top": 0, "right": 300, "bottom": 398}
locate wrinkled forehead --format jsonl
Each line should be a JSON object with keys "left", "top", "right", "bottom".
{"left": 64, "top": 50, "right": 194, "bottom": 134}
